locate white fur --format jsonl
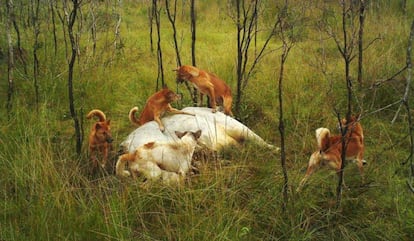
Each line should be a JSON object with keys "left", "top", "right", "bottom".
{"left": 116, "top": 131, "right": 201, "bottom": 184}
{"left": 120, "top": 107, "right": 276, "bottom": 153}
{"left": 130, "top": 160, "right": 181, "bottom": 185}
{"left": 188, "top": 67, "right": 200, "bottom": 77}
{"left": 315, "top": 127, "right": 330, "bottom": 149}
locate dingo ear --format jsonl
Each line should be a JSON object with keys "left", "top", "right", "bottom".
{"left": 175, "top": 131, "right": 186, "bottom": 139}
{"left": 144, "top": 142, "right": 155, "bottom": 149}
{"left": 193, "top": 130, "right": 202, "bottom": 139}
{"left": 187, "top": 66, "right": 199, "bottom": 77}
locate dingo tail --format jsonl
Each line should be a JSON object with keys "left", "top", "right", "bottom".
{"left": 315, "top": 127, "right": 330, "bottom": 151}
{"left": 128, "top": 107, "right": 140, "bottom": 126}
{"left": 116, "top": 152, "right": 135, "bottom": 177}
{"left": 87, "top": 109, "right": 107, "bottom": 122}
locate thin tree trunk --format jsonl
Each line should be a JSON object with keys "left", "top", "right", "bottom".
{"left": 190, "top": 0, "right": 198, "bottom": 105}
{"left": 66, "top": 0, "right": 82, "bottom": 156}
{"left": 148, "top": 2, "right": 154, "bottom": 53}
{"left": 165, "top": 0, "right": 181, "bottom": 66}
{"left": 153, "top": 0, "right": 164, "bottom": 89}
{"left": 278, "top": 41, "right": 291, "bottom": 212}
{"left": 11, "top": 4, "right": 27, "bottom": 74}
{"left": 190, "top": 0, "right": 196, "bottom": 66}
{"left": 49, "top": 0, "right": 58, "bottom": 56}
{"left": 113, "top": 1, "right": 123, "bottom": 53}
{"left": 277, "top": 1, "right": 291, "bottom": 212}
{"left": 57, "top": 7, "right": 69, "bottom": 60}
{"left": 6, "top": 0, "right": 15, "bottom": 117}
{"left": 32, "top": 0, "right": 40, "bottom": 110}
{"left": 236, "top": 0, "right": 242, "bottom": 114}
{"left": 234, "top": 0, "right": 277, "bottom": 115}
{"left": 336, "top": 1, "right": 347, "bottom": 208}
{"left": 90, "top": 0, "right": 97, "bottom": 55}
{"left": 254, "top": 1, "right": 258, "bottom": 57}
{"left": 336, "top": 0, "right": 353, "bottom": 208}
{"left": 357, "top": 0, "right": 365, "bottom": 86}
{"left": 165, "top": 0, "right": 193, "bottom": 102}
{"left": 114, "top": 13, "right": 122, "bottom": 50}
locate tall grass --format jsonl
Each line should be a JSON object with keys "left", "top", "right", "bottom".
{"left": 1, "top": 1, "right": 414, "bottom": 240}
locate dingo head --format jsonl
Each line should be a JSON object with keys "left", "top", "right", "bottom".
{"left": 175, "top": 65, "right": 200, "bottom": 84}
{"left": 94, "top": 120, "right": 113, "bottom": 144}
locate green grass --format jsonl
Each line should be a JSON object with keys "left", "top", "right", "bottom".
{"left": 1, "top": 1, "right": 414, "bottom": 240}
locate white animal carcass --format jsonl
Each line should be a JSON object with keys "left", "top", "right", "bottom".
{"left": 120, "top": 107, "right": 276, "bottom": 153}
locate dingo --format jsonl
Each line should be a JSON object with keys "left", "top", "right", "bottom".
{"left": 129, "top": 86, "right": 194, "bottom": 132}
{"left": 297, "top": 115, "right": 366, "bottom": 191}
{"left": 87, "top": 109, "right": 113, "bottom": 168}
{"left": 175, "top": 65, "right": 233, "bottom": 115}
